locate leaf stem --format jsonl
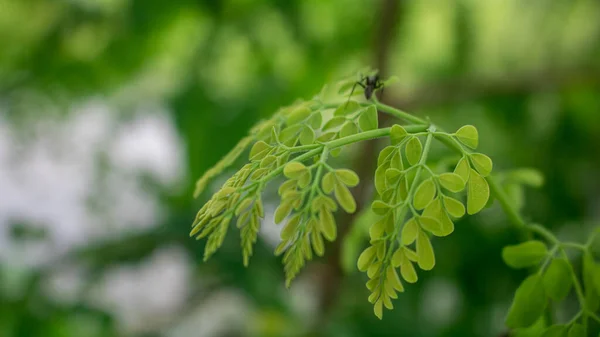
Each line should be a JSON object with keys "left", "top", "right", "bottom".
{"left": 375, "top": 101, "right": 428, "bottom": 125}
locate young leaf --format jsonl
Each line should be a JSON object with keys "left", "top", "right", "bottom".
{"left": 467, "top": 169, "right": 490, "bottom": 215}
{"left": 359, "top": 106, "right": 378, "bottom": 131}
{"left": 455, "top": 125, "right": 479, "bottom": 149}
{"left": 336, "top": 169, "right": 360, "bottom": 187}
{"left": 416, "top": 230, "right": 435, "bottom": 270}
{"left": 371, "top": 200, "right": 391, "bottom": 215}
{"left": 287, "top": 106, "right": 311, "bottom": 125}
{"left": 438, "top": 173, "right": 466, "bottom": 192}
{"left": 323, "top": 116, "right": 346, "bottom": 131}
{"left": 390, "top": 125, "right": 408, "bottom": 145}
{"left": 335, "top": 183, "right": 357, "bottom": 213}
{"left": 334, "top": 100, "right": 360, "bottom": 116}
{"left": 281, "top": 215, "right": 301, "bottom": 240}
{"left": 418, "top": 216, "right": 441, "bottom": 233}
{"left": 358, "top": 246, "right": 377, "bottom": 272}
{"left": 322, "top": 172, "right": 336, "bottom": 193}
{"left": 542, "top": 258, "right": 572, "bottom": 301}
{"left": 319, "top": 210, "right": 337, "bottom": 241}
{"left": 505, "top": 274, "right": 547, "bottom": 328}
{"left": 274, "top": 202, "right": 293, "bottom": 224}
{"left": 249, "top": 141, "right": 272, "bottom": 161}
{"left": 299, "top": 127, "right": 315, "bottom": 145}
{"left": 443, "top": 196, "right": 465, "bottom": 218}
{"left": 401, "top": 218, "right": 418, "bottom": 245}
{"left": 309, "top": 112, "right": 322, "bottom": 129}
{"left": 414, "top": 178, "right": 436, "bottom": 210}
{"left": 339, "top": 122, "right": 357, "bottom": 138}
{"left": 400, "top": 261, "right": 418, "bottom": 283}
{"left": 284, "top": 162, "right": 308, "bottom": 179}
{"left": 470, "top": 153, "right": 493, "bottom": 177}
{"left": 502, "top": 240, "right": 548, "bottom": 269}
{"left": 406, "top": 137, "right": 423, "bottom": 165}
{"left": 454, "top": 157, "right": 470, "bottom": 182}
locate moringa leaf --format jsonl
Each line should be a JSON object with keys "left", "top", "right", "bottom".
{"left": 406, "top": 137, "right": 422, "bottom": 166}
{"left": 467, "top": 169, "right": 489, "bottom": 214}
{"left": 455, "top": 125, "right": 479, "bottom": 149}
{"left": 359, "top": 105, "right": 378, "bottom": 131}
{"left": 505, "top": 274, "right": 547, "bottom": 328}
{"left": 414, "top": 178, "right": 436, "bottom": 210}
{"left": 470, "top": 153, "right": 493, "bottom": 177}
{"left": 390, "top": 125, "right": 408, "bottom": 145}
{"left": 439, "top": 173, "right": 466, "bottom": 192}
{"left": 336, "top": 169, "right": 360, "bottom": 187}
{"left": 502, "top": 240, "right": 548, "bottom": 269}
{"left": 442, "top": 196, "right": 465, "bottom": 218}
{"left": 542, "top": 258, "right": 572, "bottom": 301}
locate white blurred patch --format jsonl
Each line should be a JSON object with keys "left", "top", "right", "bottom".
{"left": 0, "top": 101, "right": 186, "bottom": 267}
{"left": 89, "top": 246, "right": 193, "bottom": 334}
{"left": 419, "top": 278, "right": 463, "bottom": 329}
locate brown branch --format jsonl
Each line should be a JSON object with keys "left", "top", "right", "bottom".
{"left": 311, "top": 0, "right": 403, "bottom": 332}
{"left": 389, "top": 66, "right": 600, "bottom": 110}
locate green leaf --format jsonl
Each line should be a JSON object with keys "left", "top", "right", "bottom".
{"left": 249, "top": 141, "right": 272, "bottom": 161}
{"left": 335, "top": 182, "right": 356, "bottom": 213}
{"left": 405, "top": 137, "right": 422, "bottom": 166}
{"left": 317, "top": 131, "right": 337, "bottom": 142}
{"left": 506, "top": 274, "right": 547, "bottom": 328}
{"left": 323, "top": 116, "right": 347, "bottom": 131}
{"left": 374, "top": 166, "right": 387, "bottom": 195}
{"left": 583, "top": 251, "right": 600, "bottom": 311}
{"left": 454, "top": 157, "right": 470, "bottom": 182}
{"left": 542, "top": 258, "right": 572, "bottom": 301}
{"left": 371, "top": 200, "right": 391, "bottom": 215}
{"left": 309, "top": 112, "right": 323, "bottom": 129}
{"left": 390, "top": 125, "right": 408, "bottom": 145}
{"left": 374, "top": 300, "right": 383, "bottom": 320}
{"left": 299, "top": 127, "right": 315, "bottom": 145}
{"left": 508, "top": 168, "right": 545, "bottom": 188}
{"left": 358, "top": 246, "right": 377, "bottom": 272}
{"left": 336, "top": 169, "right": 360, "bottom": 187}
{"left": 281, "top": 215, "right": 301, "bottom": 240}
{"left": 322, "top": 172, "right": 336, "bottom": 194}
{"left": 358, "top": 106, "right": 378, "bottom": 131}
{"left": 470, "top": 153, "right": 493, "bottom": 177}
{"left": 467, "top": 169, "right": 489, "bottom": 214}
{"left": 378, "top": 146, "right": 395, "bottom": 167}
{"left": 567, "top": 324, "right": 585, "bottom": 337}
{"left": 319, "top": 210, "right": 337, "bottom": 241}
{"left": 422, "top": 198, "right": 454, "bottom": 237}
{"left": 274, "top": 202, "right": 293, "bottom": 224}
{"left": 455, "top": 125, "right": 479, "bottom": 149}
{"left": 401, "top": 218, "right": 418, "bottom": 245}
{"left": 442, "top": 196, "right": 465, "bottom": 218}
{"left": 340, "top": 122, "right": 358, "bottom": 138}
{"left": 418, "top": 216, "right": 441, "bottom": 233}
{"left": 284, "top": 162, "right": 308, "bottom": 179}
{"left": 416, "top": 230, "right": 435, "bottom": 270}
{"left": 439, "top": 173, "right": 466, "bottom": 192}
{"left": 385, "top": 168, "right": 402, "bottom": 185}
{"left": 400, "top": 260, "right": 418, "bottom": 283}
{"left": 414, "top": 178, "right": 436, "bottom": 210}
{"left": 540, "top": 325, "right": 567, "bottom": 337}
{"left": 502, "top": 240, "right": 548, "bottom": 269}
{"left": 287, "top": 106, "right": 311, "bottom": 125}
{"left": 334, "top": 100, "right": 360, "bottom": 116}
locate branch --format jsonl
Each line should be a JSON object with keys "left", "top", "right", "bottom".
{"left": 389, "top": 66, "right": 600, "bottom": 109}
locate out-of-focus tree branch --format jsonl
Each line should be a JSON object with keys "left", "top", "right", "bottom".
{"left": 390, "top": 66, "right": 600, "bottom": 109}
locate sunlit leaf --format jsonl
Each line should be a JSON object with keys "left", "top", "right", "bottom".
{"left": 336, "top": 169, "right": 360, "bottom": 187}
{"left": 455, "top": 125, "right": 479, "bottom": 149}
{"left": 284, "top": 162, "right": 308, "bottom": 179}
{"left": 390, "top": 125, "right": 408, "bottom": 145}
{"left": 439, "top": 173, "right": 466, "bottom": 192}
{"left": 406, "top": 137, "right": 422, "bottom": 165}
{"left": 359, "top": 105, "right": 378, "bottom": 131}
{"left": 414, "top": 178, "right": 436, "bottom": 210}
{"left": 442, "top": 196, "right": 465, "bottom": 218}
{"left": 467, "top": 169, "right": 489, "bottom": 214}
{"left": 416, "top": 230, "right": 435, "bottom": 270}
{"left": 470, "top": 153, "right": 493, "bottom": 177}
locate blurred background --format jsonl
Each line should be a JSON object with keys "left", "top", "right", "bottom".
{"left": 1, "top": 0, "right": 600, "bottom": 336}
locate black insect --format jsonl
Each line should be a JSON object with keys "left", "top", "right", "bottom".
{"left": 346, "top": 73, "right": 385, "bottom": 106}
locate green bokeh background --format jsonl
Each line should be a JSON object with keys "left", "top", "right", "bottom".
{"left": 1, "top": 0, "right": 599, "bottom": 336}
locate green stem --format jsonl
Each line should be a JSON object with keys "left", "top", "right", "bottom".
{"left": 375, "top": 101, "right": 428, "bottom": 125}
{"left": 528, "top": 223, "right": 559, "bottom": 244}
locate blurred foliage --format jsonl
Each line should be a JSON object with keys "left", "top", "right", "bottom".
{"left": 1, "top": 0, "right": 600, "bottom": 336}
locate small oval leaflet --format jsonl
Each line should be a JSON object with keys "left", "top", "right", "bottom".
{"left": 249, "top": 141, "right": 272, "bottom": 161}
{"left": 502, "top": 240, "right": 548, "bottom": 269}
{"left": 401, "top": 218, "right": 418, "bottom": 245}
{"left": 454, "top": 157, "right": 470, "bottom": 182}
{"left": 323, "top": 116, "right": 347, "bottom": 131}
{"left": 334, "top": 182, "right": 357, "bottom": 213}
{"left": 287, "top": 106, "right": 312, "bottom": 125}
{"left": 542, "top": 258, "right": 573, "bottom": 301}
{"left": 334, "top": 100, "right": 360, "bottom": 116}
{"left": 284, "top": 162, "right": 308, "bottom": 179}
{"left": 467, "top": 169, "right": 490, "bottom": 215}
{"left": 358, "top": 246, "right": 377, "bottom": 272}
{"left": 340, "top": 121, "right": 359, "bottom": 138}
{"left": 439, "top": 173, "right": 466, "bottom": 192}
{"left": 371, "top": 200, "right": 391, "bottom": 215}
{"left": 359, "top": 106, "right": 378, "bottom": 131}
{"left": 390, "top": 125, "right": 408, "bottom": 145}
{"left": 336, "top": 169, "right": 360, "bottom": 187}
{"left": 414, "top": 178, "right": 436, "bottom": 210}
{"left": 443, "top": 196, "right": 465, "bottom": 218}
{"left": 470, "top": 153, "right": 493, "bottom": 177}
{"left": 505, "top": 274, "right": 547, "bottom": 328}
{"left": 455, "top": 125, "right": 479, "bottom": 149}
{"left": 406, "top": 137, "right": 423, "bottom": 165}
{"left": 416, "top": 230, "right": 435, "bottom": 270}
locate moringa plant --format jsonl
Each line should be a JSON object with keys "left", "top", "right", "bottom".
{"left": 191, "top": 72, "right": 600, "bottom": 334}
